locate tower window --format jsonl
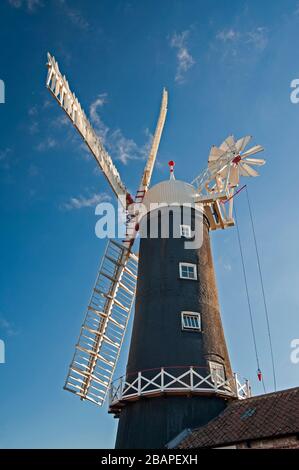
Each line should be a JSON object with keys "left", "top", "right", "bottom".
{"left": 179, "top": 262, "right": 197, "bottom": 280}
{"left": 181, "top": 312, "right": 201, "bottom": 331}
{"left": 180, "top": 224, "right": 191, "bottom": 238}
{"left": 209, "top": 361, "right": 226, "bottom": 385}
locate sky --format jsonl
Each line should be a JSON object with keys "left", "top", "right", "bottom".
{"left": 0, "top": 0, "right": 299, "bottom": 449}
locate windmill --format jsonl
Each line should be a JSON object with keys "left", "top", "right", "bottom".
{"left": 46, "top": 53, "right": 265, "bottom": 448}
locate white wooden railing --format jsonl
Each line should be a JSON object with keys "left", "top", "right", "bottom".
{"left": 109, "top": 366, "right": 251, "bottom": 413}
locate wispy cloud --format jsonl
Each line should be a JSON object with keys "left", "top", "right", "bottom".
{"left": 218, "top": 256, "right": 232, "bottom": 273}
{"left": 223, "top": 263, "right": 232, "bottom": 272}
{"left": 35, "top": 137, "right": 57, "bottom": 152}
{"left": 216, "top": 29, "right": 240, "bottom": 42}
{"left": 27, "top": 100, "right": 63, "bottom": 136}
{"left": 57, "top": 0, "right": 89, "bottom": 30}
{"left": 0, "top": 148, "right": 12, "bottom": 162}
{"left": 50, "top": 114, "right": 70, "bottom": 128}
{"left": 27, "top": 105, "right": 40, "bottom": 135}
{"left": 0, "top": 316, "right": 19, "bottom": 337}
{"left": 216, "top": 26, "right": 269, "bottom": 57}
{"left": 89, "top": 94, "right": 109, "bottom": 143}
{"left": 29, "top": 121, "right": 39, "bottom": 135}
{"left": 60, "top": 192, "right": 111, "bottom": 210}
{"left": 30, "top": 90, "right": 152, "bottom": 166}
{"left": 0, "top": 148, "right": 12, "bottom": 169}
{"left": 28, "top": 106, "right": 38, "bottom": 116}
{"left": 28, "top": 163, "right": 39, "bottom": 177}
{"left": 8, "top": 0, "right": 43, "bottom": 12}
{"left": 108, "top": 128, "right": 152, "bottom": 165}
{"left": 246, "top": 27, "right": 268, "bottom": 50}
{"left": 170, "top": 30, "right": 195, "bottom": 84}
{"left": 89, "top": 95, "right": 152, "bottom": 165}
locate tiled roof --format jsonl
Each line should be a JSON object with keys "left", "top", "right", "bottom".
{"left": 177, "top": 387, "right": 299, "bottom": 448}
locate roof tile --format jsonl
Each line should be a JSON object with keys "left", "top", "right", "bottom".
{"left": 178, "top": 387, "right": 299, "bottom": 448}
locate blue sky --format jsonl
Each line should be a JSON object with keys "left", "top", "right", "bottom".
{"left": 0, "top": 0, "right": 299, "bottom": 449}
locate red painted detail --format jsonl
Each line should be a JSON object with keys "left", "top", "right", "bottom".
{"left": 232, "top": 155, "right": 242, "bottom": 164}
{"left": 257, "top": 369, "right": 262, "bottom": 382}
{"left": 126, "top": 193, "right": 134, "bottom": 206}
{"left": 135, "top": 189, "right": 146, "bottom": 203}
{"left": 168, "top": 160, "right": 175, "bottom": 173}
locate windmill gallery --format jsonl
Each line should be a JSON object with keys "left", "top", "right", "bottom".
{"left": 44, "top": 53, "right": 299, "bottom": 450}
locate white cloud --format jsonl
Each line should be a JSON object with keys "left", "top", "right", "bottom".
{"left": 28, "top": 106, "right": 38, "bottom": 116}
{"left": 61, "top": 192, "right": 111, "bottom": 210}
{"left": 89, "top": 94, "right": 109, "bottom": 143}
{"left": 28, "top": 164, "right": 39, "bottom": 177}
{"left": 43, "top": 99, "right": 54, "bottom": 109}
{"left": 57, "top": 0, "right": 89, "bottom": 30}
{"left": 218, "top": 256, "right": 232, "bottom": 273}
{"left": 108, "top": 128, "right": 152, "bottom": 165}
{"left": 170, "top": 30, "right": 195, "bottom": 84}
{"left": 217, "top": 29, "right": 239, "bottom": 42}
{"left": 8, "top": 0, "right": 43, "bottom": 12}
{"left": 8, "top": 0, "right": 21, "bottom": 6}
{"left": 35, "top": 137, "right": 57, "bottom": 151}
{"left": 66, "top": 7, "right": 89, "bottom": 30}
{"left": 216, "top": 26, "right": 268, "bottom": 54}
{"left": 0, "top": 148, "right": 12, "bottom": 162}
{"left": 223, "top": 263, "right": 232, "bottom": 272}
{"left": 27, "top": 105, "right": 41, "bottom": 134}
{"left": 246, "top": 27, "right": 268, "bottom": 50}
{"left": 0, "top": 316, "right": 19, "bottom": 337}
{"left": 29, "top": 121, "right": 39, "bottom": 135}
{"left": 0, "top": 148, "right": 13, "bottom": 169}
{"left": 89, "top": 95, "right": 153, "bottom": 165}
{"left": 51, "top": 114, "right": 70, "bottom": 128}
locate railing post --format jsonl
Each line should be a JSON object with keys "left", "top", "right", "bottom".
{"left": 161, "top": 367, "right": 164, "bottom": 392}
{"left": 213, "top": 372, "right": 218, "bottom": 392}
{"left": 109, "top": 382, "right": 112, "bottom": 404}
{"left": 234, "top": 372, "right": 239, "bottom": 397}
{"left": 120, "top": 376, "right": 123, "bottom": 399}
{"left": 245, "top": 379, "right": 250, "bottom": 398}
{"left": 190, "top": 366, "right": 194, "bottom": 391}
{"left": 138, "top": 371, "right": 142, "bottom": 396}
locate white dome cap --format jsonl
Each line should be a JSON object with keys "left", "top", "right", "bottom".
{"left": 142, "top": 179, "right": 202, "bottom": 211}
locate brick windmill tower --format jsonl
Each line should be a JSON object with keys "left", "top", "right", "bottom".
{"left": 46, "top": 54, "right": 265, "bottom": 449}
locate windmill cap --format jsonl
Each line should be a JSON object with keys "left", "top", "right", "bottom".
{"left": 141, "top": 179, "right": 203, "bottom": 214}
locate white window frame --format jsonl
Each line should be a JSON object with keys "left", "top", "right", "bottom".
{"left": 181, "top": 311, "right": 201, "bottom": 331}
{"left": 180, "top": 224, "right": 191, "bottom": 238}
{"left": 179, "top": 262, "right": 197, "bottom": 280}
{"left": 209, "top": 361, "right": 226, "bottom": 386}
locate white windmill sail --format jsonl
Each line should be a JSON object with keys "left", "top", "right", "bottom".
{"left": 216, "top": 136, "right": 265, "bottom": 188}
{"left": 192, "top": 135, "right": 266, "bottom": 230}
{"left": 46, "top": 53, "right": 130, "bottom": 207}
{"left": 64, "top": 240, "right": 138, "bottom": 406}
{"left": 126, "top": 88, "right": 168, "bottom": 245}
{"left": 139, "top": 88, "right": 168, "bottom": 193}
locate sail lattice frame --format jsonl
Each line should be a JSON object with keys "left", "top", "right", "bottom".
{"left": 64, "top": 240, "right": 138, "bottom": 406}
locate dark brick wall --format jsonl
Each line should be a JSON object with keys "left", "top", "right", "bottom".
{"left": 126, "top": 208, "right": 232, "bottom": 376}
{"left": 115, "top": 207, "right": 233, "bottom": 449}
